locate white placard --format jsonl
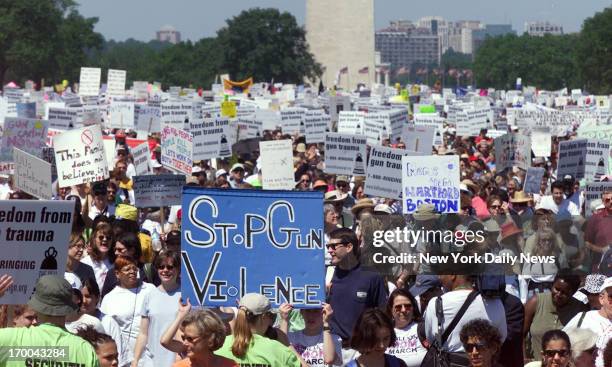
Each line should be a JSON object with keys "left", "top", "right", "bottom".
{"left": 109, "top": 101, "right": 135, "bottom": 129}
{"left": 557, "top": 139, "right": 609, "bottom": 181}
{"left": 585, "top": 182, "right": 612, "bottom": 217}
{"left": 338, "top": 111, "right": 365, "bottom": 135}
{"left": 236, "top": 115, "right": 263, "bottom": 140}
{"left": 402, "top": 155, "right": 460, "bottom": 214}
{"left": 161, "top": 125, "right": 193, "bottom": 175}
{"left": 280, "top": 107, "right": 306, "bottom": 134}
{"left": 364, "top": 113, "right": 390, "bottom": 145}
{"left": 255, "top": 109, "right": 281, "bottom": 131}
{"left": 135, "top": 105, "right": 161, "bottom": 133}
{"left": 107, "top": 69, "right": 127, "bottom": 96}
{"left": 132, "top": 142, "right": 151, "bottom": 176}
{"left": 531, "top": 129, "right": 552, "bottom": 157}
{"left": 162, "top": 101, "right": 193, "bottom": 130}
{"left": 259, "top": 140, "right": 295, "bottom": 190}
{"left": 133, "top": 174, "right": 185, "bottom": 208}
{"left": 103, "top": 139, "right": 116, "bottom": 171}
{"left": 13, "top": 148, "right": 52, "bottom": 199}
{"left": 494, "top": 134, "right": 531, "bottom": 171}
{"left": 324, "top": 133, "right": 367, "bottom": 176}
{"left": 0, "top": 200, "right": 74, "bottom": 304}
{"left": 402, "top": 125, "right": 435, "bottom": 155}
{"left": 48, "top": 107, "right": 77, "bottom": 130}
{"left": 191, "top": 118, "right": 234, "bottom": 160}
{"left": 78, "top": 67, "right": 102, "bottom": 96}
{"left": 304, "top": 110, "right": 328, "bottom": 143}
{"left": 365, "top": 145, "right": 416, "bottom": 200}
{"left": 53, "top": 125, "right": 109, "bottom": 188}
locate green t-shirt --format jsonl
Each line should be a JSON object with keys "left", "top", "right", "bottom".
{"left": 215, "top": 334, "right": 300, "bottom": 367}
{"left": 0, "top": 323, "right": 100, "bottom": 367}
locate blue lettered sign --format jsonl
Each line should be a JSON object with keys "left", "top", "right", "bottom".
{"left": 181, "top": 187, "right": 325, "bottom": 308}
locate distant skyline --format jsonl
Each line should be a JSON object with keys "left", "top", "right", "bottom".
{"left": 76, "top": 0, "right": 610, "bottom": 42}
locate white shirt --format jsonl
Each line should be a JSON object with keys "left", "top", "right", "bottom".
{"left": 288, "top": 330, "right": 342, "bottom": 367}
{"left": 563, "top": 310, "right": 612, "bottom": 367}
{"left": 138, "top": 287, "right": 181, "bottom": 367}
{"left": 537, "top": 195, "right": 581, "bottom": 216}
{"left": 388, "top": 323, "right": 427, "bottom": 367}
{"left": 424, "top": 289, "right": 507, "bottom": 352}
{"left": 65, "top": 313, "right": 105, "bottom": 334}
{"left": 80, "top": 255, "right": 112, "bottom": 293}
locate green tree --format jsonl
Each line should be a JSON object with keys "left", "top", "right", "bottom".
{"left": 0, "top": 0, "right": 102, "bottom": 87}
{"left": 216, "top": 8, "right": 322, "bottom": 83}
{"left": 576, "top": 7, "right": 612, "bottom": 94}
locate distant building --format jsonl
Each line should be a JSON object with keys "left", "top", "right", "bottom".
{"left": 525, "top": 21, "right": 563, "bottom": 36}
{"left": 472, "top": 24, "right": 515, "bottom": 53}
{"left": 375, "top": 25, "right": 440, "bottom": 70}
{"left": 156, "top": 25, "right": 181, "bottom": 44}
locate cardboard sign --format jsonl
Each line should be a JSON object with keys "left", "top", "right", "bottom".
{"left": 161, "top": 125, "right": 193, "bottom": 175}
{"left": 524, "top": 167, "right": 545, "bottom": 194}
{"left": 191, "top": 118, "right": 234, "bottom": 160}
{"left": 133, "top": 174, "right": 185, "bottom": 208}
{"left": 402, "top": 155, "right": 460, "bottom": 214}
{"left": 135, "top": 105, "right": 161, "bottom": 133}
{"left": 324, "top": 133, "right": 367, "bottom": 176}
{"left": 0, "top": 118, "right": 49, "bottom": 162}
{"left": 161, "top": 101, "right": 193, "bottom": 130}
{"left": 53, "top": 125, "right": 109, "bottom": 188}
{"left": 221, "top": 100, "right": 237, "bottom": 118}
{"left": 48, "top": 107, "right": 77, "bottom": 130}
{"left": 280, "top": 107, "right": 306, "bottom": 135}
{"left": 558, "top": 139, "right": 610, "bottom": 181}
{"left": 402, "top": 125, "right": 435, "bottom": 155}
{"left": 180, "top": 188, "right": 325, "bottom": 307}
{"left": 494, "top": 133, "right": 531, "bottom": 171}
{"left": 338, "top": 111, "right": 365, "bottom": 135}
{"left": 106, "top": 69, "right": 126, "bottom": 96}
{"left": 259, "top": 140, "right": 294, "bottom": 190}
{"left": 236, "top": 115, "right": 263, "bottom": 140}
{"left": 132, "top": 142, "right": 151, "bottom": 176}
{"left": 108, "top": 101, "right": 134, "bottom": 129}
{"left": 303, "top": 110, "right": 328, "bottom": 144}
{"left": 13, "top": 148, "right": 52, "bottom": 199}
{"left": 365, "top": 145, "right": 416, "bottom": 200}
{"left": 531, "top": 129, "right": 552, "bottom": 157}
{"left": 78, "top": 67, "right": 102, "bottom": 96}
{"left": 585, "top": 182, "right": 612, "bottom": 217}
{"left": 0, "top": 200, "right": 74, "bottom": 304}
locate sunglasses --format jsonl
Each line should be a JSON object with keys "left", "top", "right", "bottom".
{"left": 543, "top": 349, "right": 569, "bottom": 358}
{"left": 325, "top": 242, "right": 349, "bottom": 251}
{"left": 489, "top": 205, "right": 501, "bottom": 209}
{"left": 464, "top": 341, "right": 488, "bottom": 352}
{"left": 181, "top": 335, "right": 201, "bottom": 344}
{"left": 393, "top": 304, "right": 413, "bottom": 312}
{"left": 158, "top": 265, "right": 175, "bottom": 270}
{"left": 97, "top": 235, "right": 111, "bottom": 241}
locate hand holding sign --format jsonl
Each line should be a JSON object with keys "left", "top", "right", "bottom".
{"left": 0, "top": 275, "right": 14, "bottom": 298}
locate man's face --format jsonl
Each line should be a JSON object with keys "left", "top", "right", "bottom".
{"left": 115, "top": 162, "right": 128, "bottom": 179}
{"left": 94, "top": 192, "right": 107, "bottom": 208}
{"left": 336, "top": 181, "right": 349, "bottom": 193}
{"left": 327, "top": 239, "right": 352, "bottom": 266}
{"left": 232, "top": 168, "right": 245, "bottom": 181}
{"left": 552, "top": 187, "right": 564, "bottom": 205}
{"left": 603, "top": 192, "right": 612, "bottom": 213}
{"left": 599, "top": 287, "right": 612, "bottom": 320}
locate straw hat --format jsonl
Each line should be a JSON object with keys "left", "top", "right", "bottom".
{"left": 324, "top": 190, "right": 348, "bottom": 203}
{"left": 413, "top": 203, "right": 440, "bottom": 221}
{"left": 351, "top": 198, "right": 375, "bottom": 216}
{"left": 510, "top": 191, "right": 532, "bottom": 203}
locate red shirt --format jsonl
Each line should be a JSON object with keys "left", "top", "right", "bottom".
{"left": 173, "top": 357, "right": 237, "bottom": 367}
{"left": 585, "top": 210, "right": 612, "bottom": 248}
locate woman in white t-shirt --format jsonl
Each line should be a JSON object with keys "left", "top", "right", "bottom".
{"left": 100, "top": 256, "right": 155, "bottom": 366}
{"left": 385, "top": 289, "right": 427, "bottom": 367}
{"left": 81, "top": 222, "right": 114, "bottom": 292}
{"left": 279, "top": 303, "right": 342, "bottom": 367}
{"left": 132, "top": 251, "right": 181, "bottom": 367}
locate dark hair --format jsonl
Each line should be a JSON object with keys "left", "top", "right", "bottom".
{"left": 71, "top": 288, "right": 83, "bottom": 308}
{"left": 350, "top": 309, "right": 397, "bottom": 352}
{"left": 352, "top": 182, "right": 365, "bottom": 198}
{"left": 386, "top": 288, "right": 422, "bottom": 323}
{"left": 90, "top": 223, "right": 114, "bottom": 261}
{"left": 329, "top": 227, "right": 359, "bottom": 257}
{"left": 487, "top": 195, "right": 502, "bottom": 208}
{"left": 541, "top": 329, "right": 571, "bottom": 351}
{"left": 114, "top": 232, "right": 142, "bottom": 263}
{"left": 76, "top": 326, "right": 115, "bottom": 352}
{"left": 459, "top": 319, "right": 502, "bottom": 352}
{"left": 154, "top": 250, "right": 180, "bottom": 274}
{"left": 551, "top": 180, "right": 565, "bottom": 192}
{"left": 82, "top": 278, "right": 100, "bottom": 299}
{"left": 604, "top": 338, "right": 612, "bottom": 367}
{"left": 553, "top": 269, "right": 581, "bottom": 294}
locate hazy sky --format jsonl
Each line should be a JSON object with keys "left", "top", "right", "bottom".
{"left": 76, "top": 0, "right": 610, "bottom": 42}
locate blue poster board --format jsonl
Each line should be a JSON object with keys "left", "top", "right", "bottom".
{"left": 181, "top": 187, "right": 325, "bottom": 308}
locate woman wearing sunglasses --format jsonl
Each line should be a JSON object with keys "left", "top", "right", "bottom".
{"left": 81, "top": 222, "right": 114, "bottom": 292}
{"left": 132, "top": 251, "right": 181, "bottom": 367}
{"left": 385, "top": 289, "right": 426, "bottom": 367}
{"left": 458, "top": 319, "right": 503, "bottom": 367}
{"left": 529, "top": 330, "right": 572, "bottom": 367}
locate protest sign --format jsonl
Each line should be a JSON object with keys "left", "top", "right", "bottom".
{"left": 364, "top": 113, "right": 390, "bottom": 145}
{"left": 161, "top": 101, "right": 193, "bottom": 129}
{"left": 324, "top": 133, "right": 367, "bottom": 176}
{"left": 557, "top": 139, "right": 609, "bottom": 181}
{"left": 0, "top": 117, "right": 49, "bottom": 162}
{"left": 280, "top": 107, "right": 306, "bottom": 135}
{"left": 53, "top": 125, "right": 109, "bottom": 188}
{"left": 365, "top": 145, "right": 417, "bottom": 200}
{"left": 48, "top": 107, "right": 76, "bottom": 130}
{"left": 494, "top": 133, "right": 531, "bottom": 171}
{"left": 303, "top": 110, "right": 328, "bottom": 143}
{"left": 191, "top": 118, "right": 234, "bottom": 160}
{"left": 4, "top": 87, "right": 23, "bottom": 103}
{"left": 401, "top": 155, "right": 460, "bottom": 214}
{"left": 531, "top": 129, "right": 552, "bottom": 157}
{"left": 255, "top": 109, "right": 281, "bottom": 131}
{"left": 13, "top": 148, "right": 52, "bottom": 200}
{"left": 133, "top": 174, "right": 185, "bottom": 208}
{"left": 221, "top": 99, "right": 237, "bottom": 118}
{"left": 0, "top": 200, "right": 74, "bottom": 304}
{"left": 132, "top": 142, "right": 151, "bottom": 176}
{"left": 578, "top": 124, "right": 612, "bottom": 142}
{"left": 259, "top": 140, "right": 294, "bottom": 190}
{"left": 236, "top": 115, "right": 263, "bottom": 140}
{"left": 0, "top": 162, "right": 15, "bottom": 176}
{"left": 161, "top": 125, "right": 193, "bottom": 175}
{"left": 585, "top": 140, "right": 610, "bottom": 182}
{"left": 102, "top": 138, "right": 116, "bottom": 171}
{"left": 108, "top": 101, "right": 135, "bottom": 129}
{"left": 585, "top": 182, "right": 612, "bottom": 217}
{"left": 524, "top": 167, "right": 545, "bottom": 194}
{"left": 106, "top": 69, "right": 126, "bottom": 96}
{"left": 338, "top": 111, "right": 365, "bottom": 135}
{"left": 402, "top": 125, "right": 435, "bottom": 154}
{"left": 135, "top": 105, "right": 161, "bottom": 133}
{"left": 16, "top": 102, "right": 36, "bottom": 118}
{"left": 181, "top": 188, "right": 325, "bottom": 307}
{"left": 78, "top": 67, "right": 102, "bottom": 96}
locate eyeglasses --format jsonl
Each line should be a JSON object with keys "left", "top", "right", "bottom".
{"left": 543, "top": 349, "right": 569, "bottom": 358}
{"left": 604, "top": 197, "right": 612, "bottom": 203}
{"left": 301, "top": 179, "right": 311, "bottom": 184}
{"left": 337, "top": 182, "right": 348, "bottom": 188}
{"left": 464, "top": 341, "right": 488, "bottom": 352}
{"left": 121, "top": 267, "right": 138, "bottom": 274}
{"left": 489, "top": 205, "right": 501, "bottom": 209}
{"left": 97, "top": 235, "right": 111, "bottom": 241}
{"left": 326, "top": 242, "right": 349, "bottom": 251}
{"left": 158, "top": 265, "right": 175, "bottom": 270}
{"left": 393, "top": 304, "right": 413, "bottom": 312}
{"left": 70, "top": 242, "right": 85, "bottom": 249}
{"left": 181, "top": 334, "right": 201, "bottom": 344}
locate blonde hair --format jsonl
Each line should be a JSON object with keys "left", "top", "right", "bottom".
{"left": 231, "top": 307, "right": 262, "bottom": 358}
{"left": 181, "top": 310, "right": 227, "bottom": 351}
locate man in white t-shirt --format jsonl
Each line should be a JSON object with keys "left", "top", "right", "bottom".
{"left": 537, "top": 180, "right": 581, "bottom": 215}
{"left": 564, "top": 277, "right": 612, "bottom": 367}
{"left": 424, "top": 274, "right": 507, "bottom": 352}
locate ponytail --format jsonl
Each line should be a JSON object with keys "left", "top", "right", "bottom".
{"left": 231, "top": 308, "right": 254, "bottom": 358}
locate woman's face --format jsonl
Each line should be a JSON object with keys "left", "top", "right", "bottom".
{"left": 367, "top": 326, "right": 392, "bottom": 356}
{"left": 182, "top": 323, "right": 210, "bottom": 358}
{"left": 325, "top": 210, "right": 339, "bottom": 227}
{"left": 96, "top": 341, "right": 119, "bottom": 367}
{"left": 81, "top": 286, "right": 99, "bottom": 314}
{"left": 114, "top": 241, "right": 134, "bottom": 258}
{"left": 356, "top": 186, "right": 365, "bottom": 200}
{"left": 464, "top": 336, "right": 496, "bottom": 367}
{"left": 157, "top": 258, "right": 178, "bottom": 285}
{"left": 538, "top": 234, "right": 554, "bottom": 253}
{"left": 301, "top": 309, "right": 323, "bottom": 330}
{"left": 551, "top": 279, "right": 574, "bottom": 307}
{"left": 68, "top": 238, "right": 85, "bottom": 261}
{"left": 542, "top": 339, "right": 570, "bottom": 367}
{"left": 488, "top": 200, "right": 501, "bottom": 215}
{"left": 391, "top": 295, "right": 414, "bottom": 327}
{"left": 94, "top": 231, "right": 112, "bottom": 256}
{"left": 116, "top": 263, "right": 139, "bottom": 289}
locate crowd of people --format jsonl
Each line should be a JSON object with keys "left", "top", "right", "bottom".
{"left": 0, "top": 85, "right": 611, "bottom": 367}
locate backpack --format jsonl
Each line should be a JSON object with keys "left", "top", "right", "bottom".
{"left": 420, "top": 290, "right": 479, "bottom": 367}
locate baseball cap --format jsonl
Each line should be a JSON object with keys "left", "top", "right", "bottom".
{"left": 231, "top": 163, "right": 245, "bottom": 172}
{"left": 115, "top": 204, "right": 138, "bottom": 222}
{"left": 28, "top": 275, "right": 78, "bottom": 316}
{"left": 215, "top": 169, "right": 228, "bottom": 178}
{"left": 239, "top": 293, "right": 274, "bottom": 315}
{"left": 410, "top": 275, "right": 442, "bottom": 297}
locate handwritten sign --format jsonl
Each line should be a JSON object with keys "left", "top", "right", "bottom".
{"left": 0, "top": 118, "right": 49, "bottom": 162}
{"left": 13, "top": 148, "right": 52, "bottom": 199}
{"left": 524, "top": 167, "right": 545, "bottom": 194}
{"left": 494, "top": 133, "right": 531, "bottom": 171}
{"left": 135, "top": 105, "right": 161, "bottom": 133}
{"left": 78, "top": 67, "right": 102, "bottom": 96}
{"left": 180, "top": 188, "right": 324, "bottom": 307}
{"left": 402, "top": 155, "right": 460, "bottom": 214}
{"left": 133, "top": 174, "right": 185, "bottom": 208}
{"left": 161, "top": 125, "right": 193, "bottom": 175}
{"left": 324, "top": 133, "right": 367, "bottom": 176}
{"left": 259, "top": 140, "right": 294, "bottom": 190}
{"left": 106, "top": 69, "right": 126, "bottom": 96}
